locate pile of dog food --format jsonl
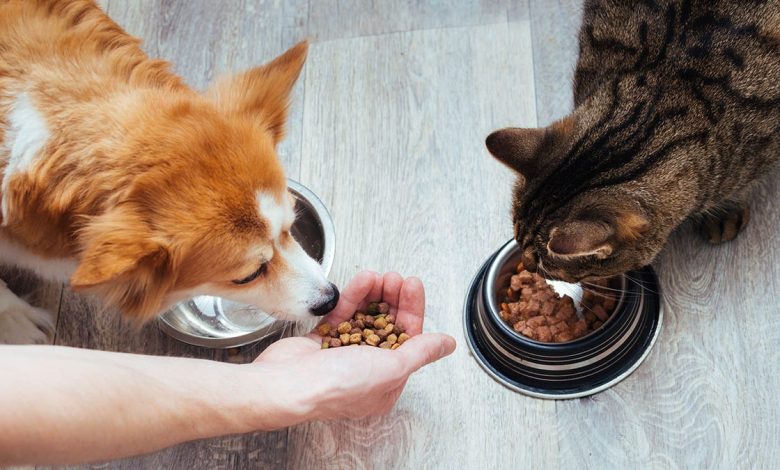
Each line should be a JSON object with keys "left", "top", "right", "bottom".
{"left": 499, "top": 263, "right": 617, "bottom": 343}
{"left": 318, "top": 301, "right": 409, "bottom": 349}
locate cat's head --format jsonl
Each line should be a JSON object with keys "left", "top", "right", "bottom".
{"left": 486, "top": 113, "right": 675, "bottom": 282}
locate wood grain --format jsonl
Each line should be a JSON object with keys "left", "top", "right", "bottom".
{"left": 526, "top": 0, "right": 583, "bottom": 127}
{"left": 288, "top": 19, "right": 551, "bottom": 469}
{"left": 23, "top": 0, "right": 780, "bottom": 468}
{"left": 306, "top": 0, "right": 513, "bottom": 42}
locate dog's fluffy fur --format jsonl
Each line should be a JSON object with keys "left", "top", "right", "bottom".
{"left": 0, "top": 0, "right": 336, "bottom": 341}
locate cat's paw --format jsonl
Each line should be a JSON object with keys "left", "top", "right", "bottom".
{"left": 0, "top": 281, "right": 55, "bottom": 344}
{"left": 695, "top": 200, "right": 751, "bottom": 244}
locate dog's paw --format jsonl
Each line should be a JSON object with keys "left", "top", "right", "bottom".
{"left": 0, "top": 282, "right": 55, "bottom": 345}
{"left": 695, "top": 200, "right": 751, "bottom": 245}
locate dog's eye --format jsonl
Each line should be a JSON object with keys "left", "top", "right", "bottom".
{"left": 232, "top": 263, "right": 268, "bottom": 285}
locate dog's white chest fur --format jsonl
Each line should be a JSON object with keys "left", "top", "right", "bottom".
{"left": 0, "top": 236, "right": 77, "bottom": 282}
{"left": 1, "top": 92, "right": 51, "bottom": 225}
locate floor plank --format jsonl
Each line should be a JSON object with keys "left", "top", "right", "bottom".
{"left": 526, "top": 0, "right": 583, "bottom": 126}
{"left": 288, "top": 19, "right": 550, "bottom": 469}
{"left": 306, "top": 0, "right": 514, "bottom": 41}
{"left": 23, "top": 0, "right": 780, "bottom": 468}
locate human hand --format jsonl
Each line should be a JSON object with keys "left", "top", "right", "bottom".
{"left": 248, "top": 271, "right": 456, "bottom": 427}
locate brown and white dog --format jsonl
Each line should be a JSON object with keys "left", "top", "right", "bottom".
{"left": 0, "top": 0, "right": 338, "bottom": 343}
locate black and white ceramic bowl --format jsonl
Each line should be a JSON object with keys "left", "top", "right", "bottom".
{"left": 464, "top": 239, "right": 662, "bottom": 399}
{"left": 158, "top": 179, "right": 335, "bottom": 349}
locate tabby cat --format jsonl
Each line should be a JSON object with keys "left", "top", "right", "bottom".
{"left": 486, "top": 0, "right": 780, "bottom": 282}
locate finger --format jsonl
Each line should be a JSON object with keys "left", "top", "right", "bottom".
{"left": 312, "top": 271, "right": 378, "bottom": 331}
{"left": 395, "top": 276, "right": 425, "bottom": 335}
{"left": 381, "top": 272, "right": 403, "bottom": 309}
{"left": 363, "top": 271, "right": 384, "bottom": 309}
{"left": 396, "top": 333, "right": 456, "bottom": 374}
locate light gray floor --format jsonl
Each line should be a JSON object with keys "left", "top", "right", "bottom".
{"left": 16, "top": 1, "right": 779, "bottom": 468}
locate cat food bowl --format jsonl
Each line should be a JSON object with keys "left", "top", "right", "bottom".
{"left": 463, "top": 239, "right": 662, "bottom": 399}
{"left": 158, "top": 179, "right": 335, "bottom": 348}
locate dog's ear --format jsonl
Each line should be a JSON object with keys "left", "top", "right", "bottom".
{"left": 71, "top": 206, "right": 175, "bottom": 322}
{"left": 206, "top": 40, "right": 309, "bottom": 142}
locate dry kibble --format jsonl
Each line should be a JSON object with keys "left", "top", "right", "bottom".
{"left": 366, "top": 334, "right": 381, "bottom": 346}
{"left": 319, "top": 301, "right": 407, "bottom": 350}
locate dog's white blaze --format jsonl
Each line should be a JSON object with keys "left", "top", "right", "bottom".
{"left": 1, "top": 93, "right": 51, "bottom": 225}
{"left": 256, "top": 192, "right": 287, "bottom": 239}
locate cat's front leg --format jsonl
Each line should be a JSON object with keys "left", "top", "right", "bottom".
{"left": 0, "top": 279, "right": 55, "bottom": 344}
{"left": 694, "top": 198, "right": 751, "bottom": 244}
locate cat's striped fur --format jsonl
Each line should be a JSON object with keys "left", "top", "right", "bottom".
{"left": 487, "top": 0, "right": 780, "bottom": 282}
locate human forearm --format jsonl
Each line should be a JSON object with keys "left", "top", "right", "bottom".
{"left": 0, "top": 346, "right": 290, "bottom": 465}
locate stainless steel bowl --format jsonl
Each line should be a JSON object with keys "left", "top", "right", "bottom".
{"left": 464, "top": 239, "right": 663, "bottom": 399}
{"left": 157, "top": 179, "right": 335, "bottom": 348}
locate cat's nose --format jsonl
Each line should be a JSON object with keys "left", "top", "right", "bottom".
{"left": 522, "top": 245, "right": 538, "bottom": 272}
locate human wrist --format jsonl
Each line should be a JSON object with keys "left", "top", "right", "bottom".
{"left": 226, "top": 362, "right": 318, "bottom": 432}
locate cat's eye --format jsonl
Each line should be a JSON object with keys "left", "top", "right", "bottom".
{"left": 232, "top": 263, "right": 268, "bottom": 285}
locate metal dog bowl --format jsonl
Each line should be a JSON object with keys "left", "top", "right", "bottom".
{"left": 464, "top": 239, "right": 662, "bottom": 399}
{"left": 158, "top": 179, "right": 335, "bottom": 348}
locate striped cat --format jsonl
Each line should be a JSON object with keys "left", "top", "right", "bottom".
{"left": 486, "top": 0, "right": 780, "bottom": 282}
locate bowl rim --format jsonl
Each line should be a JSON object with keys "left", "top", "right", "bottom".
{"left": 157, "top": 178, "right": 335, "bottom": 348}
{"left": 463, "top": 252, "right": 664, "bottom": 399}
{"left": 483, "top": 239, "right": 625, "bottom": 347}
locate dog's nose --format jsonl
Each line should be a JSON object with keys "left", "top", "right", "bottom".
{"left": 309, "top": 283, "right": 340, "bottom": 316}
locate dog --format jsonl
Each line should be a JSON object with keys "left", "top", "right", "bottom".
{"left": 0, "top": 0, "right": 339, "bottom": 344}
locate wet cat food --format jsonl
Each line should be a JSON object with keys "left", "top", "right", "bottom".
{"left": 318, "top": 302, "right": 408, "bottom": 350}
{"left": 499, "top": 263, "right": 617, "bottom": 343}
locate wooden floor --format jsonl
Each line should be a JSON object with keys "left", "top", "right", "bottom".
{"left": 14, "top": 0, "right": 779, "bottom": 468}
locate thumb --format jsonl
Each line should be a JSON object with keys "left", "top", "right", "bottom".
{"left": 396, "top": 333, "right": 456, "bottom": 374}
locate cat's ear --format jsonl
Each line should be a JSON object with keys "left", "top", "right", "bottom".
{"left": 485, "top": 116, "right": 574, "bottom": 178}
{"left": 547, "top": 220, "right": 615, "bottom": 259}
{"left": 548, "top": 211, "right": 649, "bottom": 259}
